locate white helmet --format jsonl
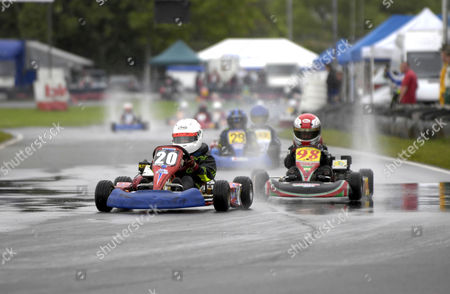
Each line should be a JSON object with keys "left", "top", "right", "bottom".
{"left": 123, "top": 102, "right": 133, "bottom": 111}
{"left": 172, "top": 118, "right": 203, "bottom": 154}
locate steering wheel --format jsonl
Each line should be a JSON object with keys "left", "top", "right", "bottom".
{"left": 152, "top": 145, "right": 191, "bottom": 160}
{"left": 177, "top": 145, "right": 191, "bottom": 160}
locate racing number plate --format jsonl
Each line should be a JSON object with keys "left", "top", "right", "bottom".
{"left": 153, "top": 148, "right": 180, "bottom": 166}
{"left": 295, "top": 147, "right": 321, "bottom": 163}
{"left": 254, "top": 130, "right": 271, "bottom": 142}
{"left": 228, "top": 131, "right": 246, "bottom": 144}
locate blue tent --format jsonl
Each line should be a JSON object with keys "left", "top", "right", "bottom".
{"left": 313, "top": 39, "right": 350, "bottom": 69}
{"left": 339, "top": 15, "right": 414, "bottom": 64}
{"left": 0, "top": 40, "right": 32, "bottom": 86}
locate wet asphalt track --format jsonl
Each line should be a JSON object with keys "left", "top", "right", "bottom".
{"left": 0, "top": 125, "right": 450, "bottom": 294}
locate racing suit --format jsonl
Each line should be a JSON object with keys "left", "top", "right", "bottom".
{"left": 121, "top": 112, "right": 138, "bottom": 124}
{"left": 175, "top": 143, "right": 216, "bottom": 189}
{"left": 217, "top": 128, "right": 259, "bottom": 155}
{"left": 250, "top": 124, "right": 281, "bottom": 165}
{"left": 284, "top": 142, "right": 333, "bottom": 181}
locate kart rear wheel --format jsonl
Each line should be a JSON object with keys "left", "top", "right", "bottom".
{"left": 348, "top": 172, "right": 363, "bottom": 202}
{"left": 111, "top": 123, "right": 116, "bottom": 132}
{"left": 95, "top": 180, "right": 114, "bottom": 212}
{"left": 251, "top": 169, "right": 269, "bottom": 199}
{"left": 233, "top": 176, "right": 253, "bottom": 209}
{"left": 359, "top": 169, "right": 374, "bottom": 196}
{"left": 213, "top": 180, "right": 231, "bottom": 212}
{"left": 114, "top": 176, "right": 133, "bottom": 186}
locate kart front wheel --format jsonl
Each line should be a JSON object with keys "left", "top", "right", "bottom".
{"left": 95, "top": 180, "right": 114, "bottom": 212}
{"left": 252, "top": 169, "right": 269, "bottom": 199}
{"left": 233, "top": 176, "right": 253, "bottom": 209}
{"left": 114, "top": 176, "right": 133, "bottom": 186}
{"left": 348, "top": 172, "right": 363, "bottom": 202}
{"left": 213, "top": 180, "right": 231, "bottom": 212}
{"left": 359, "top": 169, "right": 374, "bottom": 196}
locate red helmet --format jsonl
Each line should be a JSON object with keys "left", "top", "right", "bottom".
{"left": 293, "top": 113, "right": 322, "bottom": 147}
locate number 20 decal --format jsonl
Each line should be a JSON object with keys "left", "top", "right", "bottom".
{"left": 154, "top": 150, "right": 178, "bottom": 166}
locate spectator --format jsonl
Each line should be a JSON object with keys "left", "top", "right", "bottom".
{"left": 440, "top": 44, "right": 450, "bottom": 105}
{"left": 195, "top": 71, "right": 203, "bottom": 96}
{"left": 398, "top": 62, "right": 418, "bottom": 104}
{"left": 325, "top": 64, "right": 339, "bottom": 104}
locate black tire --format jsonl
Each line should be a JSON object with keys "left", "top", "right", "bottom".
{"left": 348, "top": 172, "right": 363, "bottom": 202}
{"left": 111, "top": 123, "right": 116, "bottom": 132}
{"left": 213, "top": 180, "right": 231, "bottom": 212}
{"left": 95, "top": 180, "right": 114, "bottom": 212}
{"left": 341, "top": 155, "right": 352, "bottom": 167}
{"left": 359, "top": 168, "right": 374, "bottom": 196}
{"left": 233, "top": 176, "right": 253, "bottom": 209}
{"left": 114, "top": 176, "right": 133, "bottom": 186}
{"left": 251, "top": 169, "right": 269, "bottom": 199}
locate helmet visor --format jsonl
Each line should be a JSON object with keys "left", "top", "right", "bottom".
{"left": 173, "top": 132, "right": 198, "bottom": 144}
{"left": 294, "top": 128, "right": 320, "bottom": 141}
{"left": 251, "top": 116, "right": 267, "bottom": 125}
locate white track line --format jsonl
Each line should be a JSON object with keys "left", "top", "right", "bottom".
{"left": 0, "top": 133, "right": 24, "bottom": 150}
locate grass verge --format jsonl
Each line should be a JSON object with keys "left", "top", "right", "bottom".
{"left": 0, "top": 131, "right": 13, "bottom": 144}
{"left": 0, "top": 100, "right": 179, "bottom": 128}
{"left": 279, "top": 128, "right": 450, "bottom": 170}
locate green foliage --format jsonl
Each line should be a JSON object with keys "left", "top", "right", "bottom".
{"left": 0, "top": 0, "right": 442, "bottom": 72}
{"left": 0, "top": 131, "right": 13, "bottom": 144}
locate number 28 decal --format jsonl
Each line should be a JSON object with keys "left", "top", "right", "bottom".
{"left": 228, "top": 131, "right": 246, "bottom": 144}
{"left": 154, "top": 150, "right": 179, "bottom": 166}
{"left": 295, "top": 147, "right": 321, "bottom": 162}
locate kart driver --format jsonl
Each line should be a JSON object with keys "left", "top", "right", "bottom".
{"left": 284, "top": 113, "right": 333, "bottom": 181}
{"left": 171, "top": 118, "right": 216, "bottom": 190}
{"left": 217, "top": 109, "right": 258, "bottom": 155}
{"left": 249, "top": 105, "right": 281, "bottom": 165}
{"left": 121, "top": 103, "right": 138, "bottom": 125}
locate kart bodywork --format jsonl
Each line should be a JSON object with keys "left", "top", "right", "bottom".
{"left": 95, "top": 145, "right": 253, "bottom": 212}
{"left": 254, "top": 147, "right": 373, "bottom": 201}
{"left": 111, "top": 122, "right": 149, "bottom": 132}
{"left": 211, "top": 129, "right": 276, "bottom": 169}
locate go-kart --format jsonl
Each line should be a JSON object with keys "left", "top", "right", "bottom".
{"left": 111, "top": 119, "right": 149, "bottom": 132}
{"left": 95, "top": 145, "right": 253, "bottom": 212}
{"left": 252, "top": 146, "right": 374, "bottom": 202}
{"left": 210, "top": 129, "right": 274, "bottom": 169}
{"left": 253, "top": 128, "right": 280, "bottom": 167}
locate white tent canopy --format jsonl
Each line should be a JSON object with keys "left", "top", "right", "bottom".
{"left": 198, "top": 38, "right": 318, "bottom": 69}
{"left": 361, "top": 8, "right": 442, "bottom": 60}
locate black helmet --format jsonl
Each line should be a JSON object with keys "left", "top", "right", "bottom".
{"left": 227, "top": 109, "right": 247, "bottom": 129}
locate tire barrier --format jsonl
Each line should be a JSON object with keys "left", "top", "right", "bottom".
{"left": 315, "top": 103, "right": 450, "bottom": 139}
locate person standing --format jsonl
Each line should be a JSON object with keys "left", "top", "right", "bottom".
{"left": 325, "top": 64, "right": 339, "bottom": 104}
{"left": 440, "top": 45, "right": 450, "bottom": 105}
{"left": 398, "top": 62, "right": 418, "bottom": 104}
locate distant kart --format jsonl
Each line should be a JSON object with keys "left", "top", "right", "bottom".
{"left": 95, "top": 145, "right": 253, "bottom": 212}
{"left": 111, "top": 121, "right": 149, "bottom": 132}
{"left": 210, "top": 129, "right": 275, "bottom": 169}
{"left": 252, "top": 146, "right": 374, "bottom": 202}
